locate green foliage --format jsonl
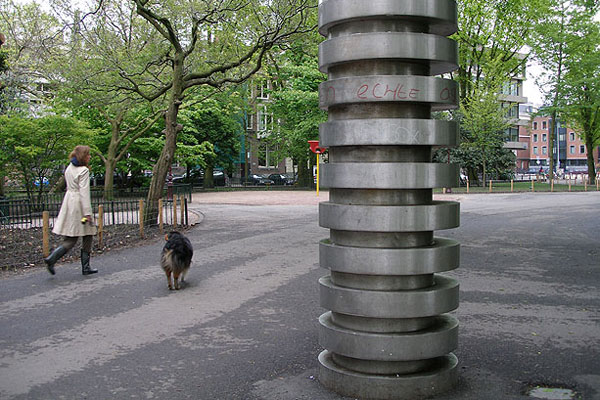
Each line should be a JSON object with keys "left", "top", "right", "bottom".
{"left": 530, "top": 0, "right": 600, "bottom": 181}
{"left": 0, "top": 114, "right": 95, "bottom": 198}
{"left": 178, "top": 90, "right": 243, "bottom": 175}
{"left": 268, "top": 40, "right": 326, "bottom": 182}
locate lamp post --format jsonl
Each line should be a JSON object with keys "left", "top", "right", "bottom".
{"left": 317, "top": 0, "right": 461, "bottom": 398}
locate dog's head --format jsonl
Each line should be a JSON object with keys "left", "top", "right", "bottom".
{"left": 165, "top": 231, "right": 184, "bottom": 242}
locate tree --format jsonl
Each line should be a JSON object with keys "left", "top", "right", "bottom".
{"left": 0, "top": 0, "right": 65, "bottom": 115}
{"left": 178, "top": 90, "right": 242, "bottom": 188}
{"left": 93, "top": 0, "right": 317, "bottom": 220}
{"left": 561, "top": 1, "right": 600, "bottom": 184}
{"left": 269, "top": 50, "right": 326, "bottom": 186}
{"left": 530, "top": 0, "right": 572, "bottom": 180}
{"left": 458, "top": 83, "right": 510, "bottom": 184}
{"left": 51, "top": 0, "right": 167, "bottom": 199}
{"left": 0, "top": 115, "right": 94, "bottom": 202}
{"left": 453, "top": 0, "right": 546, "bottom": 103}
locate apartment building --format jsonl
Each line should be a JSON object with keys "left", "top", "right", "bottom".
{"left": 499, "top": 67, "right": 529, "bottom": 152}
{"left": 240, "top": 78, "right": 289, "bottom": 179}
{"left": 517, "top": 115, "right": 599, "bottom": 174}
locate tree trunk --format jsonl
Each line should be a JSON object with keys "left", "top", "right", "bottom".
{"left": 104, "top": 161, "right": 116, "bottom": 200}
{"left": 482, "top": 152, "right": 487, "bottom": 187}
{"left": 548, "top": 110, "right": 556, "bottom": 181}
{"left": 297, "top": 155, "right": 312, "bottom": 187}
{"left": 145, "top": 53, "right": 185, "bottom": 224}
{"left": 204, "top": 163, "right": 214, "bottom": 189}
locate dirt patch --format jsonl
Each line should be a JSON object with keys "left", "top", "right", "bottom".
{"left": 0, "top": 224, "right": 191, "bottom": 278}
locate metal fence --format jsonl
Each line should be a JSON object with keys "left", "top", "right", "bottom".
{"left": 1, "top": 184, "right": 193, "bottom": 204}
{"left": 0, "top": 197, "right": 188, "bottom": 229}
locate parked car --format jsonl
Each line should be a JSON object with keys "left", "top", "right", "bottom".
{"left": 244, "top": 174, "right": 274, "bottom": 186}
{"left": 267, "top": 173, "right": 296, "bottom": 186}
{"left": 186, "top": 168, "right": 226, "bottom": 187}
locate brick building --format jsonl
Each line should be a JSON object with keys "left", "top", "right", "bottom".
{"left": 517, "top": 115, "right": 599, "bottom": 174}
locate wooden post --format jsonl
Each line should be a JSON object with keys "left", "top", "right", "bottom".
{"left": 180, "top": 195, "right": 185, "bottom": 226}
{"left": 511, "top": 179, "right": 514, "bottom": 192}
{"left": 466, "top": 180, "right": 469, "bottom": 193}
{"left": 584, "top": 179, "right": 587, "bottom": 191}
{"left": 551, "top": 179, "right": 554, "bottom": 192}
{"left": 42, "top": 211, "right": 50, "bottom": 258}
{"left": 489, "top": 180, "right": 492, "bottom": 193}
{"left": 98, "top": 205, "right": 104, "bottom": 247}
{"left": 139, "top": 199, "right": 144, "bottom": 239}
{"left": 158, "top": 199, "right": 164, "bottom": 233}
{"left": 173, "top": 196, "right": 178, "bottom": 227}
{"left": 531, "top": 179, "right": 535, "bottom": 192}
{"left": 597, "top": 178, "right": 599, "bottom": 191}
{"left": 568, "top": 179, "right": 571, "bottom": 192}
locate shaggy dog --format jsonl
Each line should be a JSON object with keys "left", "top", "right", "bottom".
{"left": 161, "top": 231, "right": 193, "bottom": 290}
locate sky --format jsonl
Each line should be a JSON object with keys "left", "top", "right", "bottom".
{"left": 524, "top": 61, "right": 545, "bottom": 106}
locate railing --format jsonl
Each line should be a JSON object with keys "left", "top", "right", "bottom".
{"left": 2, "top": 184, "right": 193, "bottom": 204}
{"left": 0, "top": 197, "right": 188, "bottom": 229}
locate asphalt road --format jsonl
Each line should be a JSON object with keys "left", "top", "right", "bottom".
{"left": 0, "top": 191, "right": 598, "bottom": 400}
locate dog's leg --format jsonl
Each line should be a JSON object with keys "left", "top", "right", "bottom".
{"left": 165, "top": 269, "right": 173, "bottom": 290}
{"left": 173, "top": 271, "right": 181, "bottom": 290}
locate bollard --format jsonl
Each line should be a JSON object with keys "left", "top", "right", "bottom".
{"left": 532, "top": 179, "right": 535, "bottom": 192}
{"left": 489, "top": 180, "right": 492, "bottom": 193}
{"left": 180, "top": 195, "right": 185, "bottom": 226}
{"left": 158, "top": 199, "right": 164, "bottom": 233}
{"left": 551, "top": 179, "right": 554, "bottom": 192}
{"left": 42, "top": 211, "right": 50, "bottom": 258}
{"left": 317, "top": 1, "right": 460, "bottom": 398}
{"left": 139, "top": 199, "right": 144, "bottom": 239}
{"left": 511, "top": 179, "right": 514, "bottom": 192}
{"left": 173, "top": 196, "right": 178, "bottom": 227}
{"left": 584, "top": 179, "right": 587, "bottom": 191}
{"left": 98, "top": 205, "right": 104, "bottom": 247}
{"left": 467, "top": 179, "right": 469, "bottom": 193}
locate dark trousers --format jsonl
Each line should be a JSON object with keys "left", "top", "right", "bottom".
{"left": 62, "top": 235, "right": 93, "bottom": 253}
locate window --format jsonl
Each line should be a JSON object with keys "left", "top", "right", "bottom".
{"left": 559, "top": 133, "right": 566, "bottom": 141}
{"left": 504, "top": 127, "right": 518, "bottom": 142}
{"left": 502, "top": 81, "right": 519, "bottom": 96}
{"left": 533, "top": 146, "right": 538, "bottom": 155}
{"left": 580, "top": 145, "right": 585, "bottom": 154}
{"left": 257, "top": 106, "right": 273, "bottom": 133}
{"left": 542, "top": 146, "right": 547, "bottom": 155}
{"left": 257, "top": 143, "right": 278, "bottom": 168}
{"left": 570, "top": 145, "right": 575, "bottom": 154}
{"left": 533, "top": 134, "right": 538, "bottom": 142}
{"left": 533, "top": 122, "right": 538, "bottom": 130}
{"left": 542, "top": 134, "right": 547, "bottom": 142}
{"left": 570, "top": 132, "right": 575, "bottom": 141}
{"left": 246, "top": 114, "right": 254, "bottom": 131}
{"left": 542, "top": 121, "right": 547, "bottom": 129}
{"left": 255, "top": 81, "right": 270, "bottom": 99}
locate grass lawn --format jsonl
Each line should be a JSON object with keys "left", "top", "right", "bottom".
{"left": 437, "top": 180, "right": 600, "bottom": 194}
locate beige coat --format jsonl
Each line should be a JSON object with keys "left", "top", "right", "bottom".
{"left": 53, "top": 163, "right": 97, "bottom": 237}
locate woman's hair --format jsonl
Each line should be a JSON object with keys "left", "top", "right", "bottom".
{"left": 70, "top": 145, "right": 91, "bottom": 166}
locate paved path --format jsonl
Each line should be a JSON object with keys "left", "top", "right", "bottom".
{"left": 0, "top": 191, "right": 599, "bottom": 399}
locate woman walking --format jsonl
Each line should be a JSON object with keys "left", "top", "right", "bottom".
{"left": 44, "top": 145, "right": 98, "bottom": 275}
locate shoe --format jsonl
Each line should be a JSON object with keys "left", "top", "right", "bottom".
{"left": 81, "top": 250, "right": 98, "bottom": 275}
{"left": 44, "top": 246, "right": 68, "bottom": 275}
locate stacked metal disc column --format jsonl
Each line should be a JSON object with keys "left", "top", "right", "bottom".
{"left": 317, "top": 1, "right": 461, "bottom": 399}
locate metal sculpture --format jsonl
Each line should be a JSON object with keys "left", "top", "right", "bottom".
{"left": 317, "top": 1, "right": 460, "bottom": 398}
